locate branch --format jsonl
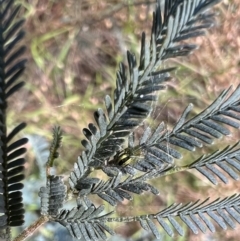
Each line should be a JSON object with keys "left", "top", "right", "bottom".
{"left": 12, "top": 216, "right": 49, "bottom": 241}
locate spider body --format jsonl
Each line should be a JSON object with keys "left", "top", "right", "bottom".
{"left": 112, "top": 146, "right": 145, "bottom": 167}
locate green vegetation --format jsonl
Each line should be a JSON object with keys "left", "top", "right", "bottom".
{"left": 5, "top": 0, "right": 240, "bottom": 240}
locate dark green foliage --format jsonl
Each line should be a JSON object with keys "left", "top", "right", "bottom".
{"left": 150, "top": 194, "right": 240, "bottom": 237}
{"left": 47, "top": 126, "right": 63, "bottom": 166}
{"left": 189, "top": 142, "right": 240, "bottom": 184}
{"left": 1, "top": 0, "right": 240, "bottom": 240}
{"left": 38, "top": 127, "right": 67, "bottom": 217}
{"left": 55, "top": 204, "right": 115, "bottom": 240}
{"left": 39, "top": 176, "right": 67, "bottom": 216}
{"left": 0, "top": 0, "right": 27, "bottom": 238}
{"left": 120, "top": 85, "right": 240, "bottom": 174}
{"left": 69, "top": 0, "right": 222, "bottom": 193}
{"left": 62, "top": 0, "right": 240, "bottom": 240}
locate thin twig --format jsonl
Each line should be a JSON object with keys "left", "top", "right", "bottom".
{"left": 163, "top": 165, "right": 189, "bottom": 176}
{"left": 12, "top": 216, "right": 49, "bottom": 241}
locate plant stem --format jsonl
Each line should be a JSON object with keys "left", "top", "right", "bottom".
{"left": 12, "top": 216, "right": 49, "bottom": 241}
{"left": 164, "top": 165, "right": 189, "bottom": 176}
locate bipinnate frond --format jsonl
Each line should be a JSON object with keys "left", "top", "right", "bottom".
{"left": 120, "top": 85, "right": 240, "bottom": 173}
{"left": 168, "top": 85, "right": 240, "bottom": 143}
{"left": 74, "top": 167, "right": 159, "bottom": 206}
{"left": 104, "top": 194, "right": 240, "bottom": 239}
{"left": 39, "top": 176, "right": 67, "bottom": 216}
{"left": 56, "top": 194, "right": 240, "bottom": 240}
{"left": 38, "top": 127, "right": 67, "bottom": 216}
{"left": 47, "top": 126, "right": 62, "bottom": 167}
{"left": 145, "top": 194, "right": 240, "bottom": 238}
{"left": 0, "top": 129, "right": 27, "bottom": 228}
{"left": 1, "top": 0, "right": 26, "bottom": 101}
{"left": 70, "top": 0, "right": 220, "bottom": 192}
{"left": 55, "top": 204, "right": 115, "bottom": 240}
{"left": 167, "top": 85, "right": 240, "bottom": 145}
{"left": 0, "top": 0, "right": 27, "bottom": 236}
{"left": 83, "top": 70, "right": 240, "bottom": 206}
{"left": 189, "top": 142, "right": 240, "bottom": 185}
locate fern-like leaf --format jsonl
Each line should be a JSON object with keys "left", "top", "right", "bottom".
{"left": 55, "top": 204, "right": 115, "bottom": 240}
{"left": 104, "top": 194, "right": 240, "bottom": 239}
{"left": 69, "top": 0, "right": 220, "bottom": 192}
{"left": 39, "top": 175, "right": 67, "bottom": 216}
{"left": 188, "top": 142, "right": 240, "bottom": 184}
{"left": 38, "top": 126, "right": 66, "bottom": 216}
{"left": 116, "top": 86, "right": 240, "bottom": 174}
{"left": 0, "top": 0, "right": 27, "bottom": 237}
{"left": 75, "top": 169, "right": 159, "bottom": 206}
{"left": 47, "top": 126, "right": 62, "bottom": 168}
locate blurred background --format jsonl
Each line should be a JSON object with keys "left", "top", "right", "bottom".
{"left": 9, "top": 0, "right": 240, "bottom": 240}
